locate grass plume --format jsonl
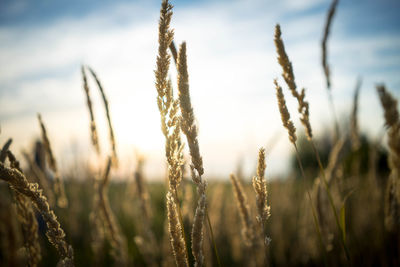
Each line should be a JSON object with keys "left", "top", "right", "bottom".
{"left": 155, "top": 0, "right": 184, "bottom": 194}
{"left": 321, "top": 0, "right": 340, "bottom": 139}
{"left": 230, "top": 173, "right": 256, "bottom": 248}
{"left": 1, "top": 142, "right": 41, "bottom": 267}
{"left": 252, "top": 147, "right": 271, "bottom": 265}
{"left": 274, "top": 25, "right": 298, "bottom": 100}
{"left": 177, "top": 41, "right": 222, "bottom": 267}
{"left": 274, "top": 79, "right": 328, "bottom": 263}
{"left": 81, "top": 65, "right": 100, "bottom": 155}
{"left": 6, "top": 151, "right": 42, "bottom": 267}
{"left": 155, "top": 1, "right": 190, "bottom": 265}
{"left": 177, "top": 42, "right": 204, "bottom": 179}
{"left": 0, "top": 162, "right": 74, "bottom": 266}
{"left": 274, "top": 24, "right": 350, "bottom": 262}
{"left": 275, "top": 79, "right": 297, "bottom": 145}
{"left": 252, "top": 147, "right": 271, "bottom": 244}
{"left": 274, "top": 26, "right": 313, "bottom": 140}
{"left": 167, "top": 191, "right": 189, "bottom": 267}
{"left": 376, "top": 85, "right": 400, "bottom": 232}
{"left": 87, "top": 67, "right": 118, "bottom": 167}
{"left": 322, "top": 0, "right": 339, "bottom": 90}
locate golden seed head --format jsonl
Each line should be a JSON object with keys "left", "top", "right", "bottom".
{"left": 275, "top": 79, "right": 297, "bottom": 145}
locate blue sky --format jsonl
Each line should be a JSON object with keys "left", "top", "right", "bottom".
{"left": 0, "top": 0, "right": 399, "bottom": 179}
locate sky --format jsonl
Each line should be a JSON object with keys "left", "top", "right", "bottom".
{"left": 0, "top": 0, "right": 399, "bottom": 180}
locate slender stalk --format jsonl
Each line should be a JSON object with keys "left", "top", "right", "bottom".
{"left": 274, "top": 22, "right": 350, "bottom": 262}
{"left": 177, "top": 41, "right": 221, "bottom": 267}
{"left": 206, "top": 208, "right": 222, "bottom": 267}
{"left": 274, "top": 77, "right": 328, "bottom": 265}
{"left": 97, "top": 157, "right": 128, "bottom": 265}
{"left": 310, "top": 140, "right": 351, "bottom": 263}
{"left": 294, "top": 145, "right": 328, "bottom": 266}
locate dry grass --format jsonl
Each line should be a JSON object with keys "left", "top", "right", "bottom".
{"left": 86, "top": 67, "right": 119, "bottom": 167}
{"left": 230, "top": 173, "right": 256, "bottom": 248}
{"left": 81, "top": 65, "right": 100, "bottom": 155}
{"left": 167, "top": 191, "right": 189, "bottom": 267}
{"left": 322, "top": 0, "right": 339, "bottom": 90}
{"left": 0, "top": 163, "right": 74, "bottom": 266}
{"left": 1, "top": 141, "right": 41, "bottom": 267}
{"left": 155, "top": 1, "right": 189, "bottom": 266}
{"left": 0, "top": 0, "right": 399, "bottom": 267}
{"left": 97, "top": 157, "right": 128, "bottom": 265}
{"left": 252, "top": 147, "right": 271, "bottom": 247}
{"left": 377, "top": 85, "right": 400, "bottom": 233}
{"left": 321, "top": 0, "right": 340, "bottom": 139}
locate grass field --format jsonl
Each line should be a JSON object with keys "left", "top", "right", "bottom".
{"left": 1, "top": 0, "right": 399, "bottom": 266}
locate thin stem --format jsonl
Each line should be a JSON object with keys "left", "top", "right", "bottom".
{"left": 293, "top": 144, "right": 328, "bottom": 266}
{"left": 205, "top": 207, "right": 222, "bottom": 267}
{"left": 293, "top": 144, "right": 306, "bottom": 180}
{"left": 310, "top": 140, "right": 351, "bottom": 264}
{"left": 260, "top": 219, "right": 269, "bottom": 267}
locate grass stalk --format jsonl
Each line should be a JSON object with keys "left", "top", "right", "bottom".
{"left": 177, "top": 41, "right": 222, "bottom": 267}
{"left": 87, "top": 67, "right": 118, "bottom": 167}
{"left": 275, "top": 22, "right": 350, "bottom": 262}
{"left": 310, "top": 140, "right": 351, "bottom": 263}
{"left": 294, "top": 145, "right": 328, "bottom": 266}
{"left": 206, "top": 207, "right": 222, "bottom": 267}
{"left": 0, "top": 162, "right": 74, "bottom": 266}
{"left": 97, "top": 157, "right": 128, "bottom": 265}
